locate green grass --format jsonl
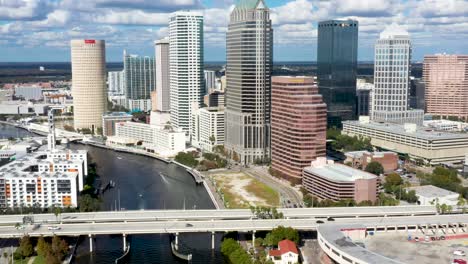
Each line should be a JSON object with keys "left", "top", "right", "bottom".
{"left": 33, "top": 255, "right": 45, "bottom": 264}
{"left": 245, "top": 179, "right": 280, "bottom": 206}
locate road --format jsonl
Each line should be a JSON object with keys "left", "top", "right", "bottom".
{"left": 0, "top": 206, "right": 438, "bottom": 225}
{"left": 0, "top": 214, "right": 466, "bottom": 238}
{"left": 243, "top": 166, "right": 303, "bottom": 207}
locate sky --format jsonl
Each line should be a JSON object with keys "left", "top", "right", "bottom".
{"left": 0, "top": 0, "right": 466, "bottom": 62}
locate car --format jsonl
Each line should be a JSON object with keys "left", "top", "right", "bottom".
{"left": 185, "top": 223, "right": 193, "bottom": 227}
{"left": 48, "top": 226, "right": 61, "bottom": 231}
{"left": 32, "top": 224, "right": 41, "bottom": 230}
{"left": 453, "top": 260, "right": 467, "bottom": 264}
{"left": 414, "top": 237, "right": 419, "bottom": 242}
{"left": 327, "top": 217, "right": 335, "bottom": 221}
{"left": 316, "top": 220, "right": 324, "bottom": 224}
{"left": 453, "top": 250, "right": 466, "bottom": 256}
{"left": 15, "top": 225, "right": 25, "bottom": 230}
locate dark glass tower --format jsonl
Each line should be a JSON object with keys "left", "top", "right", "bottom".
{"left": 317, "top": 20, "right": 358, "bottom": 128}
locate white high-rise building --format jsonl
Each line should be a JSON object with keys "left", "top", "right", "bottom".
{"left": 169, "top": 12, "right": 205, "bottom": 136}
{"left": 192, "top": 107, "right": 225, "bottom": 152}
{"left": 71, "top": 39, "right": 107, "bottom": 132}
{"left": 108, "top": 71, "right": 124, "bottom": 96}
{"left": 155, "top": 38, "right": 171, "bottom": 112}
{"left": 371, "top": 25, "right": 424, "bottom": 125}
{"left": 204, "top": 70, "right": 216, "bottom": 93}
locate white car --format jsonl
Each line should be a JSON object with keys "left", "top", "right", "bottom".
{"left": 453, "top": 250, "right": 466, "bottom": 256}
{"left": 47, "top": 226, "right": 61, "bottom": 231}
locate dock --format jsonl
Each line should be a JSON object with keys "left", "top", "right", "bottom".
{"left": 186, "top": 169, "right": 204, "bottom": 185}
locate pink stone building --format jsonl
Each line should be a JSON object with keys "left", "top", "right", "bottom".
{"left": 271, "top": 76, "right": 327, "bottom": 183}
{"left": 424, "top": 54, "right": 468, "bottom": 121}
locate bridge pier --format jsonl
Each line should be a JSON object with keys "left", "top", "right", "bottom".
{"left": 89, "top": 234, "right": 93, "bottom": 253}
{"left": 123, "top": 234, "right": 127, "bottom": 251}
{"left": 211, "top": 232, "right": 215, "bottom": 250}
{"left": 175, "top": 232, "right": 179, "bottom": 248}
{"left": 252, "top": 231, "right": 256, "bottom": 248}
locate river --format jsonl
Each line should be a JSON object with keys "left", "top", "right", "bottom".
{"left": 0, "top": 124, "right": 223, "bottom": 263}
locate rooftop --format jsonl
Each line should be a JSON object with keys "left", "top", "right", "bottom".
{"left": 278, "top": 239, "right": 298, "bottom": 254}
{"left": 235, "top": 0, "right": 266, "bottom": 10}
{"left": 344, "top": 120, "right": 468, "bottom": 141}
{"left": 304, "top": 158, "right": 376, "bottom": 182}
{"left": 407, "top": 185, "right": 459, "bottom": 198}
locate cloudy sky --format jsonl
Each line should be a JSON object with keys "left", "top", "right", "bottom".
{"left": 0, "top": 0, "right": 466, "bottom": 62}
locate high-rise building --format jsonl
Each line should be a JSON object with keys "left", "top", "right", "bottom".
{"left": 317, "top": 20, "right": 358, "bottom": 128}
{"left": 410, "top": 77, "right": 426, "bottom": 111}
{"left": 424, "top": 54, "right": 468, "bottom": 121}
{"left": 154, "top": 38, "right": 171, "bottom": 112}
{"left": 70, "top": 39, "right": 107, "bottom": 131}
{"left": 371, "top": 25, "right": 424, "bottom": 125}
{"left": 108, "top": 71, "right": 124, "bottom": 96}
{"left": 225, "top": 0, "right": 272, "bottom": 164}
{"left": 192, "top": 106, "right": 225, "bottom": 152}
{"left": 356, "top": 80, "right": 374, "bottom": 117}
{"left": 123, "top": 50, "right": 156, "bottom": 102}
{"left": 169, "top": 12, "right": 205, "bottom": 135}
{"left": 270, "top": 77, "right": 327, "bottom": 183}
{"left": 204, "top": 91, "right": 225, "bottom": 108}
{"left": 204, "top": 70, "right": 216, "bottom": 93}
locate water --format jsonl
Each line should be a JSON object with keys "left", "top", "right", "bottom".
{"left": 0, "top": 123, "right": 35, "bottom": 139}
{"left": 0, "top": 125, "right": 223, "bottom": 263}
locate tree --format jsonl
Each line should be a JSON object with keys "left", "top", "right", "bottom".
{"left": 18, "top": 235, "right": 33, "bottom": 258}
{"left": 174, "top": 152, "right": 199, "bottom": 168}
{"left": 263, "top": 226, "right": 299, "bottom": 246}
{"left": 37, "top": 236, "right": 48, "bottom": 257}
{"left": 365, "top": 161, "right": 384, "bottom": 175}
{"left": 78, "top": 194, "right": 101, "bottom": 212}
{"left": 54, "top": 207, "right": 61, "bottom": 222}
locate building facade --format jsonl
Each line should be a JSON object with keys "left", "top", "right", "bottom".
{"left": 204, "top": 70, "right": 216, "bottom": 92}
{"left": 169, "top": 12, "right": 205, "bottom": 135}
{"left": 345, "top": 151, "right": 399, "bottom": 173}
{"left": 343, "top": 118, "right": 468, "bottom": 165}
{"left": 225, "top": 0, "right": 273, "bottom": 164}
{"left": 102, "top": 112, "right": 133, "bottom": 137}
{"left": 271, "top": 77, "right": 327, "bottom": 182}
{"left": 356, "top": 80, "right": 373, "bottom": 117}
{"left": 372, "top": 25, "right": 424, "bottom": 125}
{"left": 124, "top": 51, "right": 156, "bottom": 102}
{"left": 108, "top": 71, "right": 125, "bottom": 96}
{"left": 154, "top": 38, "right": 171, "bottom": 112}
{"left": 204, "top": 91, "right": 225, "bottom": 108}
{"left": 302, "top": 158, "right": 378, "bottom": 203}
{"left": 317, "top": 20, "right": 358, "bottom": 128}
{"left": 192, "top": 107, "right": 225, "bottom": 152}
{"left": 70, "top": 39, "right": 107, "bottom": 131}
{"left": 424, "top": 54, "right": 468, "bottom": 121}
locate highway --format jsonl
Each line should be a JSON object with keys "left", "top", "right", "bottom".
{"left": 0, "top": 206, "right": 438, "bottom": 224}
{"left": 0, "top": 214, "right": 467, "bottom": 238}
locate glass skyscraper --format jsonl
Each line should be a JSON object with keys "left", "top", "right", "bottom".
{"left": 317, "top": 20, "right": 358, "bottom": 128}
{"left": 123, "top": 50, "right": 156, "bottom": 100}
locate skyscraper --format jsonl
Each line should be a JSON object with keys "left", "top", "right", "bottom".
{"left": 169, "top": 12, "right": 205, "bottom": 135}
{"left": 317, "top": 20, "right": 358, "bottom": 128}
{"left": 225, "top": 0, "right": 272, "bottom": 164}
{"left": 108, "top": 70, "right": 124, "bottom": 96}
{"left": 123, "top": 50, "right": 156, "bottom": 101}
{"left": 271, "top": 76, "right": 327, "bottom": 183}
{"left": 204, "top": 70, "right": 216, "bottom": 93}
{"left": 424, "top": 54, "right": 468, "bottom": 121}
{"left": 371, "top": 24, "right": 424, "bottom": 125}
{"left": 70, "top": 39, "right": 107, "bottom": 132}
{"left": 155, "top": 38, "right": 170, "bottom": 112}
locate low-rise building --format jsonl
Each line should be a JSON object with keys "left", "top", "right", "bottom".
{"left": 127, "top": 99, "right": 152, "bottom": 112}
{"left": 343, "top": 118, "right": 468, "bottom": 165}
{"left": 115, "top": 121, "right": 185, "bottom": 156}
{"left": 102, "top": 112, "right": 133, "bottom": 137}
{"left": 407, "top": 185, "right": 459, "bottom": 206}
{"left": 191, "top": 107, "right": 225, "bottom": 152}
{"left": 268, "top": 239, "right": 299, "bottom": 264}
{"left": 345, "top": 151, "right": 398, "bottom": 173}
{"left": 302, "top": 157, "right": 379, "bottom": 203}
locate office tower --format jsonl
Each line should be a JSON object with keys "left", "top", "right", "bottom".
{"left": 356, "top": 79, "right": 374, "bottom": 117}
{"left": 108, "top": 71, "right": 124, "bottom": 96}
{"left": 409, "top": 77, "right": 426, "bottom": 111}
{"left": 169, "top": 12, "right": 205, "bottom": 135}
{"left": 70, "top": 39, "right": 107, "bottom": 131}
{"left": 204, "top": 91, "right": 225, "bottom": 107}
{"left": 271, "top": 77, "right": 327, "bottom": 183}
{"left": 424, "top": 54, "right": 468, "bottom": 121}
{"left": 123, "top": 50, "right": 156, "bottom": 101}
{"left": 155, "top": 38, "right": 171, "bottom": 112}
{"left": 204, "top": 70, "right": 216, "bottom": 92}
{"left": 372, "top": 25, "right": 424, "bottom": 125}
{"left": 317, "top": 20, "right": 358, "bottom": 128}
{"left": 225, "top": 0, "right": 272, "bottom": 164}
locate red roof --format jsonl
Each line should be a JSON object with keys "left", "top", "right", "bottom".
{"left": 268, "top": 249, "right": 281, "bottom": 256}
{"left": 279, "top": 239, "right": 298, "bottom": 254}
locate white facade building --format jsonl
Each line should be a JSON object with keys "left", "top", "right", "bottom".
{"left": 108, "top": 71, "right": 124, "bottom": 96}
{"left": 115, "top": 121, "right": 186, "bottom": 156}
{"left": 154, "top": 38, "right": 171, "bottom": 112}
{"left": 372, "top": 25, "right": 423, "bottom": 125}
{"left": 407, "top": 185, "right": 459, "bottom": 206}
{"left": 127, "top": 99, "right": 152, "bottom": 112}
{"left": 169, "top": 12, "right": 205, "bottom": 136}
{"left": 192, "top": 107, "right": 225, "bottom": 152}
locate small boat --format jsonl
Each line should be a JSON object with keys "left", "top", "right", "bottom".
{"left": 117, "top": 157, "right": 123, "bottom": 160}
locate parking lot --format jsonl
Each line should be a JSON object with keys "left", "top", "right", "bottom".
{"left": 365, "top": 232, "right": 468, "bottom": 264}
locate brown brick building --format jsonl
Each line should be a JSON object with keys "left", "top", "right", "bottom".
{"left": 271, "top": 76, "right": 327, "bottom": 183}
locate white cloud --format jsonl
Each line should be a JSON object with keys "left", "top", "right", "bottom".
{"left": 0, "top": 0, "right": 52, "bottom": 20}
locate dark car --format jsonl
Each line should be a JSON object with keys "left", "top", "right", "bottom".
{"left": 327, "top": 217, "right": 335, "bottom": 221}
{"left": 316, "top": 220, "right": 324, "bottom": 224}
{"left": 185, "top": 223, "right": 193, "bottom": 227}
